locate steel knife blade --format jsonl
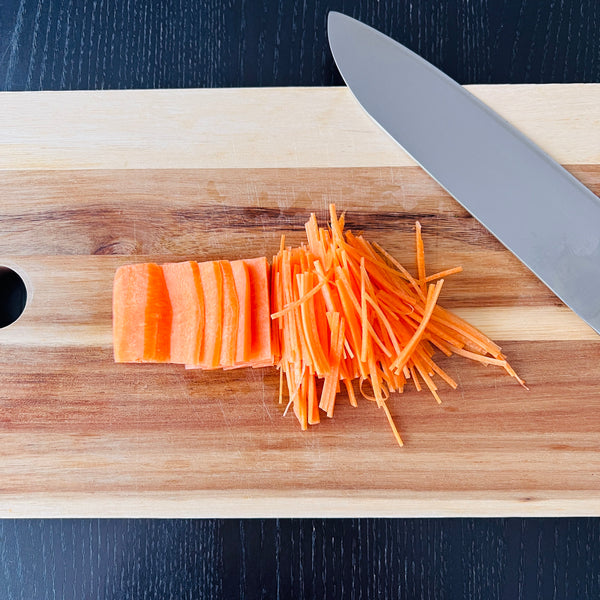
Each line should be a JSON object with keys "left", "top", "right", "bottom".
{"left": 328, "top": 11, "right": 600, "bottom": 335}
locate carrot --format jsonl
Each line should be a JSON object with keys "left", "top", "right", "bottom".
{"left": 299, "top": 272, "right": 330, "bottom": 377}
{"left": 113, "top": 204, "right": 524, "bottom": 447}
{"left": 113, "top": 265, "right": 146, "bottom": 363}
{"left": 113, "top": 263, "right": 172, "bottom": 363}
{"left": 198, "top": 261, "right": 223, "bottom": 369}
{"left": 162, "top": 261, "right": 204, "bottom": 364}
{"left": 244, "top": 257, "right": 274, "bottom": 367}
{"left": 307, "top": 369, "right": 320, "bottom": 425}
{"left": 390, "top": 279, "right": 444, "bottom": 374}
{"left": 415, "top": 221, "right": 426, "bottom": 294}
{"left": 231, "top": 259, "right": 252, "bottom": 364}
{"left": 322, "top": 313, "right": 345, "bottom": 417}
{"left": 219, "top": 260, "right": 239, "bottom": 368}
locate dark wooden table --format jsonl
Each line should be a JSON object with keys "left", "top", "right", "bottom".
{"left": 1, "top": 1, "right": 599, "bottom": 598}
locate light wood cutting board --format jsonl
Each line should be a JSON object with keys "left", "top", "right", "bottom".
{"left": 1, "top": 85, "right": 599, "bottom": 517}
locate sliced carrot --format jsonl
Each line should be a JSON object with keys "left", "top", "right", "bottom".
{"left": 113, "top": 264, "right": 147, "bottom": 363}
{"left": 219, "top": 260, "right": 240, "bottom": 368}
{"left": 162, "top": 261, "right": 204, "bottom": 365}
{"left": 371, "top": 240, "right": 426, "bottom": 302}
{"left": 244, "top": 257, "right": 273, "bottom": 366}
{"left": 391, "top": 280, "right": 444, "bottom": 374}
{"left": 299, "top": 273, "right": 329, "bottom": 377}
{"left": 344, "top": 378, "right": 358, "bottom": 408}
{"left": 334, "top": 269, "right": 366, "bottom": 377}
{"left": 269, "top": 254, "right": 282, "bottom": 363}
{"left": 312, "top": 276, "right": 330, "bottom": 361}
{"left": 198, "top": 261, "right": 223, "bottom": 369}
{"left": 415, "top": 221, "right": 426, "bottom": 294}
{"left": 425, "top": 266, "right": 463, "bottom": 282}
{"left": 144, "top": 264, "right": 172, "bottom": 362}
{"left": 113, "top": 263, "right": 172, "bottom": 363}
{"left": 305, "top": 212, "right": 325, "bottom": 266}
{"left": 360, "top": 257, "right": 368, "bottom": 363}
{"left": 382, "top": 403, "right": 403, "bottom": 447}
{"left": 322, "top": 313, "right": 345, "bottom": 417}
{"left": 307, "top": 370, "right": 320, "bottom": 425}
{"left": 231, "top": 259, "right": 252, "bottom": 364}
{"left": 270, "top": 276, "right": 330, "bottom": 319}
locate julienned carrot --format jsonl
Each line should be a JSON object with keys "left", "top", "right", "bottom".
{"left": 113, "top": 204, "right": 524, "bottom": 447}
{"left": 415, "top": 222, "right": 426, "bottom": 295}
{"left": 270, "top": 205, "right": 525, "bottom": 446}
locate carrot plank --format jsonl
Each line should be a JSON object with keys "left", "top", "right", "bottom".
{"left": 144, "top": 264, "right": 172, "bottom": 362}
{"left": 231, "top": 259, "right": 252, "bottom": 364}
{"left": 162, "top": 261, "right": 204, "bottom": 365}
{"left": 113, "top": 263, "right": 172, "bottom": 363}
{"left": 219, "top": 261, "right": 240, "bottom": 368}
{"left": 244, "top": 256, "right": 274, "bottom": 366}
{"left": 113, "top": 264, "right": 147, "bottom": 362}
{"left": 198, "top": 261, "right": 223, "bottom": 369}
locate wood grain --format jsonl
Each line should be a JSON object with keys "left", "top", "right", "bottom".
{"left": 1, "top": 86, "right": 600, "bottom": 517}
{"left": 1, "top": 86, "right": 599, "bottom": 170}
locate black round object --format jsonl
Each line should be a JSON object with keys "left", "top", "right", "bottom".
{"left": 0, "top": 267, "right": 27, "bottom": 328}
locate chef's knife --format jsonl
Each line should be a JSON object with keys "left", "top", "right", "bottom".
{"left": 328, "top": 11, "right": 600, "bottom": 335}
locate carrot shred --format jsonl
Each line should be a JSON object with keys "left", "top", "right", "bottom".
{"left": 415, "top": 221, "right": 427, "bottom": 294}
{"left": 360, "top": 257, "right": 368, "bottom": 363}
{"left": 409, "top": 365, "right": 422, "bottom": 392}
{"left": 270, "top": 276, "right": 329, "bottom": 319}
{"left": 382, "top": 403, "right": 404, "bottom": 447}
{"left": 390, "top": 280, "right": 444, "bottom": 374}
{"left": 308, "top": 370, "right": 320, "bottom": 425}
{"left": 425, "top": 266, "right": 463, "bottom": 282}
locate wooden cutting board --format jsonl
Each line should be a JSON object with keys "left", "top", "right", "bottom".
{"left": 1, "top": 85, "right": 599, "bottom": 517}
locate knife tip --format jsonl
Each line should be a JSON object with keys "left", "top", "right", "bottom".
{"left": 327, "top": 10, "right": 346, "bottom": 30}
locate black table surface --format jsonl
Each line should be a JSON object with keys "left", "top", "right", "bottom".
{"left": 1, "top": 1, "right": 599, "bottom": 598}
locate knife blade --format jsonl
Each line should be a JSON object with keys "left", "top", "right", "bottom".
{"left": 328, "top": 11, "right": 600, "bottom": 335}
